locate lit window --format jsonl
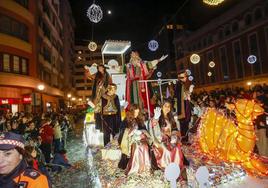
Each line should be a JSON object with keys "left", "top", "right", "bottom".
{"left": 22, "top": 58, "right": 27, "bottom": 74}
{"left": 13, "top": 56, "right": 20, "bottom": 73}
{"left": 3, "top": 54, "right": 10, "bottom": 72}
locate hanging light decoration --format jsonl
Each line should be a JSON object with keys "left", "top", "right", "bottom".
{"left": 190, "top": 54, "right": 200, "bottom": 64}
{"left": 148, "top": 40, "right": 159, "bottom": 51}
{"left": 88, "top": 41, "right": 97, "bottom": 51}
{"left": 207, "top": 71, "right": 212, "bottom": 77}
{"left": 185, "top": 69, "right": 191, "bottom": 76}
{"left": 203, "top": 0, "right": 225, "bottom": 6}
{"left": 157, "top": 71, "right": 162, "bottom": 78}
{"left": 209, "top": 61, "right": 215, "bottom": 68}
{"left": 188, "top": 76, "right": 194, "bottom": 81}
{"left": 247, "top": 55, "right": 257, "bottom": 64}
{"left": 87, "top": 3, "right": 103, "bottom": 23}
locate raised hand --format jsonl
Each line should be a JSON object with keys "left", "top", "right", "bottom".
{"left": 153, "top": 107, "right": 162, "bottom": 120}
{"left": 159, "top": 54, "right": 168, "bottom": 62}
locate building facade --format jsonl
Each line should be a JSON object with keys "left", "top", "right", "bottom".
{"left": 174, "top": 0, "right": 268, "bottom": 91}
{"left": 0, "top": 0, "right": 75, "bottom": 113}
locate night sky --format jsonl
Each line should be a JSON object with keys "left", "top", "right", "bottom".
{"left": 69, "top": 0, "right": 241, "bottom": 55}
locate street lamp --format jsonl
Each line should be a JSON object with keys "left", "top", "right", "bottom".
{"left": 247, "top": 81, "right": 252, "bottom": 90}
{"left": 67, "top": 94, "right": 72, "bottom": 108}
{"left": 37, "top": 84, "right": 45, "bottom": 113}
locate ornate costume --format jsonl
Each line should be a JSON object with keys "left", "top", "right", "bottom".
{"left": 150, "top": 118, "right": 184, "bottom": 170}
{"left": 175, "top": 73, "right": 193, "bottom": 142}
{"left": 85, "top": 65, "right": 112, "bottom": 130}
{"left": 125, "top": 52, "right": 159, "bottom": 115}
{"left": 101, "top": 93, "right": 121, "bottom": 146}
{"left": 118, "top": 119, "right": 152, "bottom": 175}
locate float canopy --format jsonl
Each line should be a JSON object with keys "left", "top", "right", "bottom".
{"left": 101, "top": 40, "right": 131, "bottom": 55}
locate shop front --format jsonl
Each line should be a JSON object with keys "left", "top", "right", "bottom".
{"left": 0, "top": 96, "right": 32, "bottom": 113}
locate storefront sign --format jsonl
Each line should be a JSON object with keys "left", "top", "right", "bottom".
{"left": 0, "top": 98, "right": 21, "bottom": 105}
{"left": 22, "top": 96, "right": 32, "bottom": 104}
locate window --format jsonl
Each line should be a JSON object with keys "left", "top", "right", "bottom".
{"left": 75, "top": 64, "right": 84, "bottom": 69}
{"left": 218, "top": 29, "right": 223, "bottom": 40}
{"left": 224, "top": 26, "right": 231, "bottom": 36}
{"left": 75, "top": 72, "right": 84, "bottom": 75}
{"left": 245, "top": 14, "right": 252, "bottom": 26}
{"left": 21, "top": 58, "right": 28, "bottom": 74}
{"left": 14, "top": 0, "right": 29, "bottom": 9}
{"left": 3, "top": 54, "right": 10, "bottom": 72}
{"left": 197, "top": 41, "right": 201, "bottom": 49}
{"left": 219, "top": 47, "right": 229, "bottom": 81}
{"left": 265, "top": 28, "right": 268, "bottom": 67}
{"left": 248, "top": 33, "right": 261, "bottom": 75}
{"left": 254, "top": 8, "right": 263, "bottom": 20}
{"left": 232, "top": 41, "right": 244, "bottom": 78}
{"left": 76, "top": 79, "right": 85, "bottom": 83}
{"left": 13, "top": 56, "right": 20, "bottom": 73}
{"left": 179, "top": 63, "right": 184, "bottom": 70}
{"left": 203, "top": 37, "right": 207, "bottom": 47}
{"left": 43, "top": 71, "right": 51, "bottom": 85}
{"left": 43, "top": 46, "right": 51, "bottom": 63}
{"left": 0, "top": 14, "right": 29, "bottom": 41}
{"left": 43, "top": 23, "right": 50, "bottom": 39}
{"left": 265, "top": 3, "right": 268, "bottom": 16}
{"left": 76, "top": 87, "right": 86, "bottom": 91}
{"left": 0, "top": 53, "right": 29, "bottom": 75}
{"left": 232, "top": 22, "right": 239, "bottom": 33}
{"left": 208, "top": 35, "right": 213, "bottom": 45}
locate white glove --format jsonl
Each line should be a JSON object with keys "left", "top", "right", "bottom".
{"left": 153, "top": 107, "right": 162, "bottom": 120}
{"left": 88, "top": 100, "right": 95, "bottom": 108}
{"left": 159, "top": 54, "right": 168, "bottom": 62}
{"left": 189, "top": 84, "right": 195, "bottom": 93}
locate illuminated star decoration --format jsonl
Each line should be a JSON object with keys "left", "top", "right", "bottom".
{"left": 203, "top": 0, "right": 225, "bottom": 6}
{"left": 247, "top": 55, "right": 257, "bottom": 64}
{"left": 88, "top": 41, "right": 97, "bottom": 51}
{"left": 148, "top": 40, "right": 159, "bottom": 51}
{"left": 190, "top": 54, "right": 200, "bottom": 64}
{"left": 87, "top": 3, "right": 103, "bottom": 23}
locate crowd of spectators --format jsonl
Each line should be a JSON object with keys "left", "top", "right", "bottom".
{"left": 0, "top": 110, "right": 77, "bottom": 180}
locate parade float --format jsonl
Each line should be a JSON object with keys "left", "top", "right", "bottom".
{"left": 82, "top": 41, "right": 268, "bottom": 187}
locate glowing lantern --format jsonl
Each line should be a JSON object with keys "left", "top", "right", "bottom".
{"left": 190, "top": 54, "right": 200, "bottom": 64}
{"left": 88, "top": 41, "right": 97, "bottom": 51}
{"left": 188, "top": 76, "right": 194, "bottom": 81}
{"left": 148, "top": 40, "right": 159, "bottom": 51}
{"left": 87, "top": 3, "right": 103, "bottom": 23}
{"left": 247, "top": 55, "right": 257, "bottom": 64}
{"left": 209, "top": 61, "right": 215, "bottom": 68}
{"left": 157, "top": 71, "right": 162, "bottom": 78}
